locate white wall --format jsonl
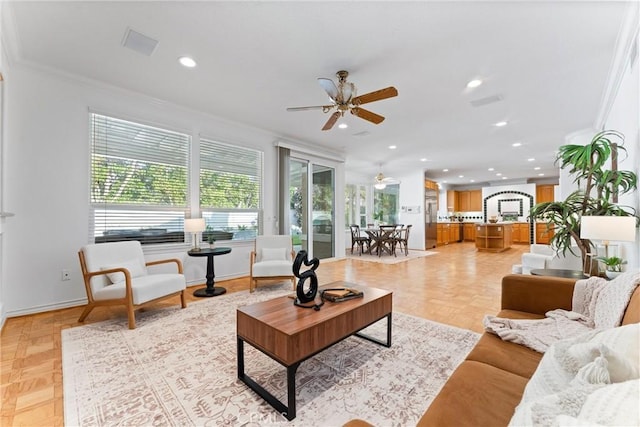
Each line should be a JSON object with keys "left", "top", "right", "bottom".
{"left": 602, "top": 10, "right": 640, "bottom": 272}
{"left": 397, "top": 170, "right": 426, "bottom": 250}
{"left": 2, "top": 62, "right": 343, "bottom": 318}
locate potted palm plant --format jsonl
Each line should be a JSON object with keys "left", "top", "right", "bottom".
{"left": 530, "top": 130, "right": 638, "bottom": 276}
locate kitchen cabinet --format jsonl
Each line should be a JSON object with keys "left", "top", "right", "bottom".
{"left": 446, "top": 190, "right": 458, "bottom": 212}
{"left": 463, "top": 223, "right": 476, "bottom": 241}
{"left": 536, "top": 222, "right": 555, "bottom": 244}
{"left": 437, "top": 224, "right": 445, "bottom": 245}
{"left": 512, "top": 222, "right": 531, "bottom": 244}
{"left": 458, "top": 191, "right": 470, "bottom": 211}
{"left": 449, "top": 223, "right": 461, "bottom": 242}
{"left": 475, "top": 223, "right": 513, "bottom": 252}
{"left": 536, "top": 185, "right": 555, "bottom": 204}
{"left": 470, "top": 190, "right": 482, "bottom": 211}
{"left": 437, "top": 223, "right": 462, "bottom": 245}
{"left": 453, "top": 190, "right": 482, "bottom": 212}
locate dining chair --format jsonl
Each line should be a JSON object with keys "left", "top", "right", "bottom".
{"left": 378, "top": 225, "right": 398, "bottom": 257}
{"left": 349, "top": 225, "right": 370, "bottom": 255}
{"left": 397, "top": 224, "right": 412, "bottom": 256}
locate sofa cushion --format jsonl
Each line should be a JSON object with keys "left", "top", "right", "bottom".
{"left": 466, "top": 333, "right": 543, "bottom": 379}
{"left": 416, "top": 360, "right": 528, "bottom": 427}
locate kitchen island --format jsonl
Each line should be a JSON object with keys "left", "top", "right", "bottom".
{"left": 475, "top": 223, "right": 513, "bottom": 252}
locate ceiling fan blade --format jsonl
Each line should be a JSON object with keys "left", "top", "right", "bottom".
{"left": 351, "top": 107, "right": 385, "bottom": 124}
{"left": 352, "top": 86, "right": 398, "bottom": 106}
{"left": 286, "top": 105, "right": 333, "bottom": 112}
{"left": 322, "top": 112, "right": 341, "bottom": 131}
{"left": 318, "top": 78, "right": 339, "bottom": 101}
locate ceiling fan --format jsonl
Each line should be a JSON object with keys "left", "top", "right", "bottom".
{"left": 286, "top": 70, "right": 398, "bottom": 131}
{"left": 374, "top": 171, "right": 398, "bottom": 189}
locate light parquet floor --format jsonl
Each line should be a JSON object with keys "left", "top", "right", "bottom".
{"left": 1, "top": 241, "right": 526, "bottom": 426}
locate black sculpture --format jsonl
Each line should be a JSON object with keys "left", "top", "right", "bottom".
{"left": 292, "top": 250, "right": 323, "bottom": 310}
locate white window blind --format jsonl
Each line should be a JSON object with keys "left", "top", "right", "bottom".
{"left": 200, "top": 138, "right": 262, "bottom": 241}
{"left": 90, "top": 113, "right": 190, "bottom": 244}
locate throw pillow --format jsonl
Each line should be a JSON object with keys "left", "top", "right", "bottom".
{"left": 101, "top": 260, "right": 147, "bottom": 284}
{"left": 260, "top": 247, "right": 287, "bottom": 262}
{"left": 510, "top": 323, "right": 639, "bottom": 426}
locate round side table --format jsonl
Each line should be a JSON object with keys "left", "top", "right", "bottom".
{"left": 188, "top": 247, "right": 231, "bottom": 297}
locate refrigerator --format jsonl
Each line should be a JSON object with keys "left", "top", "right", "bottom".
{"left": 425, "top": 189, "right": 438, "bottom": 249}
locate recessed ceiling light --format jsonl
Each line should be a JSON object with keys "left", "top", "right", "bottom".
{"left": 494, "top": 121, "right": 508, "bottom": 127}
{"left": 512, "top": 142, "right": 522, "bottom": 147}
{"left": 388, "top": 145, "right": 397, "bottom": 150}
{"left": 338, "top": 123, "right": 348, "bottom": 129}
{"left": 534, "top": 167, "right": 541, "bottom": 170}
{"left": 496, "top": 173, "right": 502, "bottom": 176}
{"left": 488, "top": 167, "right": 494, "bottom": 171}
{"left": 458, "top": 175, "right": 464, "bottom": 178}
{"left": 470, "top": 179, "right": 475, "bottom": 183}
{"left": 420, "top": 158, "right": 427, "bottom": 162}
{"left": 443, "top": 169, "right": 449, "bottom": 172}
{"left": 178, "top": 56, "right": 197, "bottom": 68}
{"left": 538, "top": 173, "right": 545, "bottom": 176}
{"left": 527, "top": 158, "right": 535, "bottom": 162}
{"left": 466, "top": 79, "right": 482, "bottom": 88}
{"left": 502, "top": 176, "right": 507, "bottom": 179}
{"left": 443, "top": 180, "right": 448, "bottom": 183}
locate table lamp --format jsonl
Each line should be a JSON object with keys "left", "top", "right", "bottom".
{"left": 580, "top": 215, "right": 636, "bottom": 274}
{"left": 184, "top": 218, "right": 206, "bottom": 251}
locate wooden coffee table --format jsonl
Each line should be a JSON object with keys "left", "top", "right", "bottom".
{"left": 237, "top": 281, "right": 392, "bottom": 420}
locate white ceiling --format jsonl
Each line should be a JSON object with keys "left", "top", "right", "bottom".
{"left": 2, "top": 1, "right": 629, "bottom": 186}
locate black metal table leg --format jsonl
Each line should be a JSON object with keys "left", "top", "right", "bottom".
{"left": 355, "top": 313, "right": 392, "bottom": 347}
{"left": 237, "top": 335, "right": 300, "bottom": 420}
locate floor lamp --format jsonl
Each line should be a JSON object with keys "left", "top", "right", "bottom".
{"left": 185, "top": 218, "right": 206, "bottom": 251}
{"left": 580, "top": 215, "right": 636, "bottom": 275}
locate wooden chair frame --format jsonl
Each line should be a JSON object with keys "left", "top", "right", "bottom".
{"left": 78, "top": 250, "right": 187, "bottom": 329}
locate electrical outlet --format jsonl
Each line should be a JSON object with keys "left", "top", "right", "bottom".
{"left": 61, "top": 269, "right": 71, "bottom": 281}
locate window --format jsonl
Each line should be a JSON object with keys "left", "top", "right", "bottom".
{"left": 373, "top": 184, "right": 399, "bottom": 224}
{"left": 90, "top": 113, "right": 190, "bottom": 244}
{"left": 200, "top": 138, "right": 262, "bottom": 241}
{"left": 345, "top": 184, "right": 368, "bottom": 228}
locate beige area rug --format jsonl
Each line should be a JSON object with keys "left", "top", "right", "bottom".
{"left": 62, "top": 284, "right": 479, "bottom": 427}
{"left": 345, "top": 248, "right": 437, "bottom": 264}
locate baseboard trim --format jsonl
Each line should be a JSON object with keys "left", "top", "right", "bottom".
{"left": 6, "top": 298, "right": 87, "bottom": 318}
{"left": 0, "top": 302, "right": 6, "bottom": 332}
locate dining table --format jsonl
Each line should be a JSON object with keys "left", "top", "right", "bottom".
{"left": 361, "top": 226, "right": 400, "bottom": 256}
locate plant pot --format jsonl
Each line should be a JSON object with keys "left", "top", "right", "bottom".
{"left": 605, "top": 270, "right": 622, "bottom": 280}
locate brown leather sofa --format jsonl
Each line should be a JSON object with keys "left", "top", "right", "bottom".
{"left": 346, "top": 274, "right": 640, "bottom": 427}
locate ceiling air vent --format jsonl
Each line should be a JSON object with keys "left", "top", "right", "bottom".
{"left": 122, "top": 28, "right": 159, "bottom": 56}
{"left": 470, "top": 94, "right": 504, "bottom": 108}
{"left": 352, "top": 131, "right": 371, "bottom": 137}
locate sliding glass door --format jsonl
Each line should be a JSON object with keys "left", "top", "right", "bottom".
{"left": 312, "top": 164, "right": 334, "bottom": 259}
{"left": 288, "top": 158, "right": 335, "bottom": 259}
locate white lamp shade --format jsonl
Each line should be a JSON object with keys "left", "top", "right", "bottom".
{"left": 184, "top": 218, "right": 206, "bottom": 233}
{"left": 580, "top": 216, "right": 636, "bottom": 242}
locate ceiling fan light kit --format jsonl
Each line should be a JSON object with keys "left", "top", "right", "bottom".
{"left": 287, "top": 70, "right": 398, "bottom": 131}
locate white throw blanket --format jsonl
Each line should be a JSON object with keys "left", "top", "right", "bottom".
{"left": 483, "top": 272, "right": 640, "bottom": 353}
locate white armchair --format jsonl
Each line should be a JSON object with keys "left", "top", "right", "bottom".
{"left": 520, "top": 244, "right": 583, "bottom": 274}
{"left": 78, "top": 241, "right": 187, "bottom": 329}
{"left": 249, "top": 235, "right": 296, "bottom": 292}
